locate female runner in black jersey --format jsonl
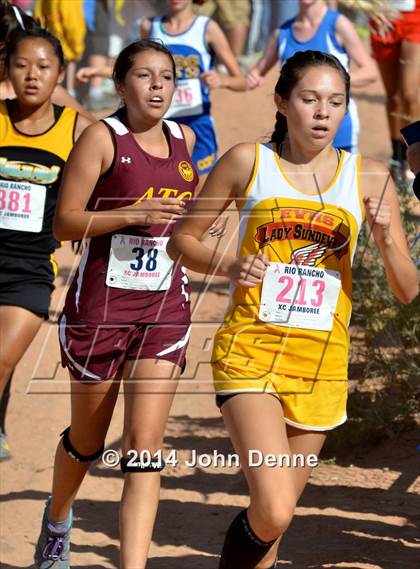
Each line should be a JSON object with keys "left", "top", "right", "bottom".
{"left": 0, "top": 26, "right": 92, "bottom": 458}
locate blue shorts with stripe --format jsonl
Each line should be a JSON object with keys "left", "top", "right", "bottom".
{"left": 178, "top": 113, "right": 218, "bottom": 175}
{"left": 334, "top": 98, "right": 359, "bottom": 153}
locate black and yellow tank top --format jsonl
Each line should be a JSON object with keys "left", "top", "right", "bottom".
{"left": 0, "top": 100, "right": 78, "bottom": 257}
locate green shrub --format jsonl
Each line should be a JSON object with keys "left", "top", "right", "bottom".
{"left": 323, "top": 194, "right": 419, "bottom": 455}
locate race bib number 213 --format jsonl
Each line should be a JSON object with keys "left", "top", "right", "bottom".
{"left": 259, "top": 263, "right": 341, "bottom": 331}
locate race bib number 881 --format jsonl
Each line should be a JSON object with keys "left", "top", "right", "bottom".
{"left": 0, "top": 179, "right": 46, "bottom": 233}
{"left": 259, "top": 263, "right": 341, "bottom": 331}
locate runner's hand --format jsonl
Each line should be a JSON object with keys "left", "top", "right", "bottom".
{"left": 201, "top": 70, "right": 224, "bottom": 90}
{"left": 227, "top": 254, "right": 270, "bottom": 287}
{"left": 364, "top": 196, "right": 392, "bottom": 245}
{"left": 208, "top": 215, "right": 228, "bottom": 238}
{"left": 246, "top": 69, "right": 264, "bottom": 90}
{"left": 76, "top": 66, "right": 99, "bottom": 83}
{"left": 125, "top": 198, "right": 186, "bottom": 226}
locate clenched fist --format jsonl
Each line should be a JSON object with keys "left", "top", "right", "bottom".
{"left": 364, "top": 196, "right": 392, "bottom": 246}
{"left": 227, "top": 254, "right": 270, "bottom": 287}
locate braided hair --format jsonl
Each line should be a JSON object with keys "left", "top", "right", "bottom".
{"left": 270, "top": 50, "right": 351, "bottom": 146}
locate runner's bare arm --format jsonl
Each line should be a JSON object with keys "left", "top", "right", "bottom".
{"left": 247, "top": 30, "right": 280, "bottom": 89}
{"left": 335, "top": 15, "right": 377, "bottom": 88}
{"left": 139, "top": 18, "right": 152, "bottom": 39}
{"left": 361, "top": 157, "right": 418, "bottom": 303}
{"left": 168, "top": 143, "right": 269, "bottom": 285}
{"left": 54, "top": 122, "right": 186, "bottom": 240}
{"left": 73, "top": 113, "right": 95, "bottom": 141}
{"left": 179, "top": 124, "right": 196, "bottom": 157}
{"left": 76, "top": 64, "right": 113, "bottom": 83}
{"left": 202, "top": 20, "right": 246, "bottom": 91}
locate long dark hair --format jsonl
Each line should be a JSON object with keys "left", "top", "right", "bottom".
{"left": 113, "top": 39, "right": 176, "bottom": 84}
{"left": 271, "top": 50, "right": 351, "bottom": 146}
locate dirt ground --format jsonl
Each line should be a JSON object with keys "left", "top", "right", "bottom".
{"left": 0, "top": 66, "right": 419, "bottom": 569}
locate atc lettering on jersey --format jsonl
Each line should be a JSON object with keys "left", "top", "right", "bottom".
{"left": 0, "top": 157, "right": 60, "bottom": 184}
{"left": 135, "top": 186, "right": 193, "bottom": 202}
{"left": 255, "top": 206, "right": 350, "bottom": 261}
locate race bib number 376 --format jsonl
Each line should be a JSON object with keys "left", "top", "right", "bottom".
{"left": 106, "top": 234, "right": 173, "bottom": 291}
{"left": 0, "top": 179, "right": 46, "bottom": 233}
{"left": 259, "top": 263, "right": 341, "bottom": 331}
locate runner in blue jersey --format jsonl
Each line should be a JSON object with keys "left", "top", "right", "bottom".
{"left": 141, "top": 0, "right": 246, "bottom": 189}
{"left": 247, "top": 0, "right": 377, "bottom": 152}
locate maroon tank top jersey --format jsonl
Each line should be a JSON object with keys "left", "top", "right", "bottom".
{"left": 63, "top": 110, "right": 198, "bottom": 325}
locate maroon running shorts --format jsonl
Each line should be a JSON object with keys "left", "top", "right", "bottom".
{"left": 58, "top": 313, "right": 191, "bottom": 383}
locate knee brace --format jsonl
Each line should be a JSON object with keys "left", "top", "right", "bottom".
{"left": 120, "top": 456, "right": 166, "bottom": 473}
{"left": 219, "top": 509, "right": 277, "bottom": 569}
{"left": 60, "top": 427, "right": 104, "bottom": 463}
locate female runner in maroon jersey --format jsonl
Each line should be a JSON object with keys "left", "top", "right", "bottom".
{"left": 34, "top": 40, "right": 198, "bottom": 569}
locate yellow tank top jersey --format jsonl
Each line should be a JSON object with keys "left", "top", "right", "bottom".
{"left": 212, "top": 144, "right": 365, "bottom": 392}
{"left": 0, "top": 100, "right": 76, "bottom": 161}
{"left": 0, "top": 100, "right": 78, "bottom": 257}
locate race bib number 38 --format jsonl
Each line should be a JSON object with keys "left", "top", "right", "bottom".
{"left": 0, "top": 179, "right": 46, "bottom": 233}
{"left": 165, "top": 78, "right": 203, "bottom": 118}
{"left": 259, "top": 263, "right": 341, "bottom": 331}
{"left": 106, "top": 234, "right": 173, "bottom": 291}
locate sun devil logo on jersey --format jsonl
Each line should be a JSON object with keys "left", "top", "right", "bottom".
{"left": 255, "top": 206, "right": 351, "bottom": 264}
{"left": 178, "top": 160, "right": 194, "bottom": 182}
{"left": 290, "top": 243, "right": 328, "bottom": 266}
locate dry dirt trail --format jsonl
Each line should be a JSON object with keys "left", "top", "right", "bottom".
{"left": 1, "top": 67, "right": 419, "bottom": 569}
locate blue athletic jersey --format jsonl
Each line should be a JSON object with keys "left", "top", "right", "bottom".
{"left": 149, "top": 15, "right": 218, "bottom": 175}
{"left": 278, "top": 9, "right": 359, "bottom": 151}
{"left": 150, "top": 15, "right": 214, "bottom": 118}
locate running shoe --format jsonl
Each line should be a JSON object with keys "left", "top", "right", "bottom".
{"left": 0, "top": 428, "right": 11, "bottom": 461}
{"left": 34, "top": 498, "right": 72, "bottom": 569}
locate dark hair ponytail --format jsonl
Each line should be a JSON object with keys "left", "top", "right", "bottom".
{"left": 271, "top": 111, "right": 288, "bottom": 146}
{"left": 270, "top": 50, "right": 351, "bottom": 146}
{"left": 0, "top": 0, "right": 40, "bottom": 62}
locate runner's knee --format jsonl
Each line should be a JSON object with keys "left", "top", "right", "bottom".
{"left": 400, "top": 86, "right": 419, "bottom": 108}
{"left": 251, "top": 497, "right": 296, "bottom": 536}
{"left": 122, "top": 432, "right": 164, "bottom": 455}
{"left": 388, "top": 92, "right": 401, "bottom": 112}
{"left": 62, "top": 427, "right": 105, "bottom": 459}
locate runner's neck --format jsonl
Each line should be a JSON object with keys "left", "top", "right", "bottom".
{"left": 164, "top": 11, "right": 196, "bottom": 35}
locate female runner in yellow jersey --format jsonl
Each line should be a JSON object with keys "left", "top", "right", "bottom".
{"left": 168, "top": 50, "right": 418, "bottom": 568}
